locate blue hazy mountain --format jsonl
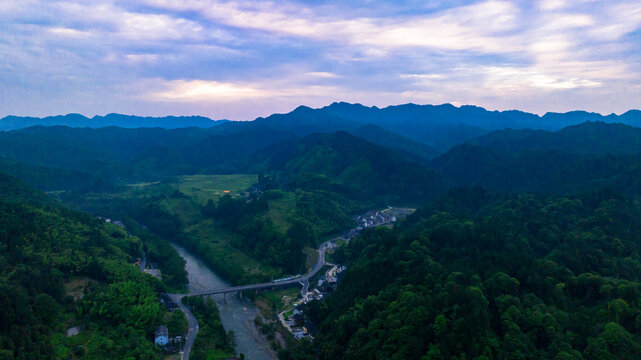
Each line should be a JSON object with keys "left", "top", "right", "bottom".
{"left": 432, "top": 121, "right": 641, "bottom": 195}
{"left": 0, "top": 113, "right": 226, "bottom": 130}
{"left": 466, "top": 121, "right": 641, "bottom": 155}
{"left": 4, "top": 103, "right": 640, "bottom": 153}
{"left": 243, "top": 102, "right": 641, "bottom": 151}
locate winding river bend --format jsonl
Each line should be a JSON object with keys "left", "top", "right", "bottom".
{"left": 171, "top": 244, "right": 277, "bottom": 360}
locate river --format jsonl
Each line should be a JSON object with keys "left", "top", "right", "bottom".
{"left": 171, "top": 244, "right": 277, "bottom": 360}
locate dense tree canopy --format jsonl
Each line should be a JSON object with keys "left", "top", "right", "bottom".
{"left": 0, "top": 185, "right": 166, "bottom": 359}
{"left": 311, "top": 189, "right": 641, "bottom": 360}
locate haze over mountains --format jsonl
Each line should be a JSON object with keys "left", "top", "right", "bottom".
{"left": 0, "top": 113, "right": 227, "bottom": 130}
{"left": 3, "top": 102, "right": 640, "bottom": 152}
{"left": 1, "top": 102, "right": 641, "bottom": 205}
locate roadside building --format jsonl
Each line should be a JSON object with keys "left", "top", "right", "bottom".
{"left": 155, "top": 325, "right": 169, "bottom": 346}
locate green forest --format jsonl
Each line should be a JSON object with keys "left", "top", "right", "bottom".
{"left": 307, "top": 189, "right": 641, "bottom": 359}
{"left": 0, "top": 183, "right": 167, "bottom": 359}
{"left": 3, "top": 109, "right": 641, "bottom": 359}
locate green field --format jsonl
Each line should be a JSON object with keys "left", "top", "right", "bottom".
{"left": 183, "top": 218, "right": 282, "bottom": 282}
{"left": 176, "top": 174, "right": 257, "bottom": 205}
{"left": 158, "top": 185, "right": 283, "bottom": 283}
{"left": 262, "top": 190, "right": 296, "bottom": 233}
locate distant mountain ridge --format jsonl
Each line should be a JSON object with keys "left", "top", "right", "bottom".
{"left": 5, "top": 104, "right": 639, "bottom": 150}
{"left": 432, "top": 121, "right": 641, "bottom": 196}
{"left": 466, "top": 121, "right": 641, "bottom": 155}
{"left": 0, "top": 113, "right": 226, "bottom": 130}
{"left": 245, "top": 102, "right": 641, "bottom": 151}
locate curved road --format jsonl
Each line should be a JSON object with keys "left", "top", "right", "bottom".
{"left": 168, "top": 240, "right": 328, "bottom": 360}
{"left": 168, "top": 294, "right": 198, "bottom": 360}
{"left": 164, "top": 207, "right": 410, "bottom": 360}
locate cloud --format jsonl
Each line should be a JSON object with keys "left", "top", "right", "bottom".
{"left": 1, "top": 0, "right": 640, "bottom": 119}
{"left": 149, "top": 79, "right": 270, "bottom": 101}
{"left": 143, "top": 0, "right": 523, "bottom": 53}
{"left": 539, "top": 0, "right": 567, "bottom": 11}
{"left": 481, "top": 66, "right": 602, "bottom": 90}
{"left": 305, "top": 72, "right": 340, "bottom": 78}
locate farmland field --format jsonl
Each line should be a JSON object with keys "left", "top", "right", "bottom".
{"left": 176, "top": 174, "right": 257, "bottom": 205}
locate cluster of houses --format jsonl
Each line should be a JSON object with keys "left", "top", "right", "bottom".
{"left": 315, "top": 265, "right": 346, "bottom": 293}
{"left": 283, "top": 265, "right": 348, "bottom": 340}
{"left": 355, "top": 209, "right": 397, "bottom": 230}
{"left": 280, "top": 208, "right": 416, "bottom": 342}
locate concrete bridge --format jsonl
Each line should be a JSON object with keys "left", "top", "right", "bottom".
{"left": 168, "top": 241, "right": 327, "bottom": 300}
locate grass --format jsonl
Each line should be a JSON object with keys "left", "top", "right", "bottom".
{"left": 205, "top": 349, "right": 236, "bottom": 360}
{"left": 256, "top": 288, "right": 302, "bottom": 318}
{"left": 283, "top": 308, "right": 295, "bottom": 319}
{"left": 183, "top": 218, "right": 282, "bottom": 283}
{"left": 76, "top": 174, "right": 288, "bottom": 285}
{"left": 263, "top": 190, "right": 296, "bottom": 233}
{"left": 160, "top": 197, "right": 202, "bottom": 226}
{"left": 176, "top": 174, "right": 257, "bottom": 205}
{"left": 303, "top": 246, "right": 319, "bottom": 272}
{"left": 63, "top": 277, "right": 90, "bottom": 302}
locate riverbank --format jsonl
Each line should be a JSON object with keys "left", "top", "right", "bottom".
{"left": 172, "top": 243, "right": 278, "bottom": 360}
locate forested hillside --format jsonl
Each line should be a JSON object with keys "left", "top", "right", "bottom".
{"left": 310, "top": 189, "right": 641, "bottom": 359}
{"left": 252, "top": 131, "right": 446, "bottom": 205}
{"left": 3, "top": 104, "right": 641, "bottom": 360}
{"left": 434, "top": 122, "right": 641, "bottom": 196}
{"left": 0, "top": 175, "right": 166, "bottom": 359}
{"left": 467, "top": 121, "right": 641, "bottom": 155}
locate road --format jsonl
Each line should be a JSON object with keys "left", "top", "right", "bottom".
{"left": 163, "top": 207, "right": 414, "bottom": 359}
{"left": 135, "top": 250, "right": 196, "bottom": 360}
{"left": 168, "top": 293, "right": 198, "bottom": 360}
{"left": 160, "top": 207, "right": 411, "bottom": 359}
{"left": 163, "top": 240, "right": 327, "bottom": 360}
{"left": 138, "top": 251, "right": 146, "bottom": 272}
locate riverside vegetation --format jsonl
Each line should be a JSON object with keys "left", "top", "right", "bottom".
{"left": 2, "top": 103, "right": 641, "bottom": 359}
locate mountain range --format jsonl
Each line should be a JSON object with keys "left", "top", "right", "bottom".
{"left": 4, "top": 103, "right": 640, "bottom": 152}
{"left": 2, "top": 103, "right": 641, "bottom": 205}
{"left": 0, "top": 113, "right": 226, "bottom": 130}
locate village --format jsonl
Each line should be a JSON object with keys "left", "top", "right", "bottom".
{"left": 277, "top": 264, "right": 348, "bottom": 340}
{"left": 101, "top": 207, "right": 415, "bottom": 356}
{"left": 276, "top": 207, "right": 415, "bottom": 341}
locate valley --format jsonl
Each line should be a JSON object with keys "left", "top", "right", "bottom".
{"left": 2, "top": 103, "right": 641, "bottom": 359}
{"left": 4, "top": 1, "right": 640, "bottom": 358}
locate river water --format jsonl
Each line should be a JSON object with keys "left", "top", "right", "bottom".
{"left": 171, "top": 244, "right": 277, "bottom": 360}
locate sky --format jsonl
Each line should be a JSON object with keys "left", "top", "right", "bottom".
{"left": 1, "top": 0, "right": 640, "bottom": 120}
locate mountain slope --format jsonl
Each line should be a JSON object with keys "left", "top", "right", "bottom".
{"left": 433, "top": 122, "right": 641, "bottom": 195}
{"left": 0, "top": 156, "right": 114, "bottom": 193}
{"left": 348, "top": 124, "right": 441, "bottom": 160}
{"left": 0, "top": 174, "right": 166, "bottom": 359}
{"left": 252, "top": 131, "right": 447, "bottom": 204}
{"left": 0, "top": 172, "right": 58, "bottom": 206}
{"left": 467, "top": 121, "right": 641, "bottom": 156}
{"left": 313, "top": 190, "right": 641, "bottom": 359}
{"left": 253, "top": 105, "right": 359, "bottom": 135}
